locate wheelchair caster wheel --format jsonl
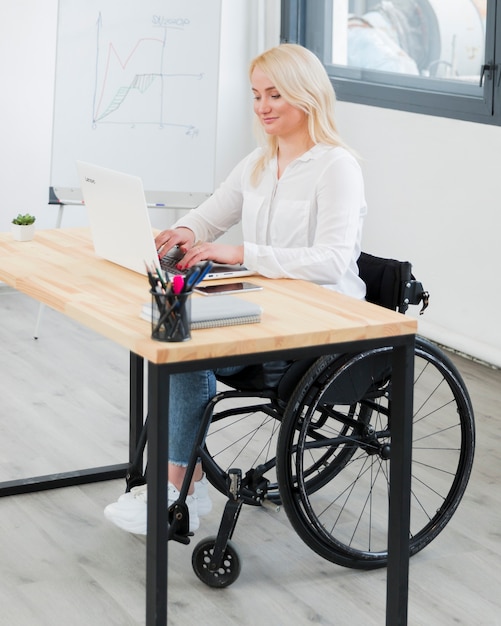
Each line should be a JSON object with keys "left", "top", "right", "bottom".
{"left": 191, "top": 536, "right": 241, "bottom": 588}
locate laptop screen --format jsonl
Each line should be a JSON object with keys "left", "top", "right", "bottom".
{"left": 77, "top": 161, "right": 254, "bottom": 280}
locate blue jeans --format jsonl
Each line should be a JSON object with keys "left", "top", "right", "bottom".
{"left": 168, "top": 366, "right": 246, "bottom": 466}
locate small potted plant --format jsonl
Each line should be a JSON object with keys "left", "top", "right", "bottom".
{"left": 11, "top": 213, "right": 36, "bottom": 242}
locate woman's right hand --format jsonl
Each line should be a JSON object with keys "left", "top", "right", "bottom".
{"left": 154, "top": 227, "right": 196, "bottom": 258}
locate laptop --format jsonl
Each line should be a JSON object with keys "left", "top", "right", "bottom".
{"left": 76, "top": 161, "right": 255, "bottom": 280}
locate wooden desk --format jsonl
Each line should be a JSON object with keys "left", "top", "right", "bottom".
{"left": 0, "top": 228, "right": 417, "bottom": 626}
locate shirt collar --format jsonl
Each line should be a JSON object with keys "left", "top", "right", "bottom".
{"left": 287, "top": 143, "right": 330, "bottom": 163}
{"left": 299, "top": 143, "right": 331, "bottom": 160}
{"left": 269, "top": 143, "right": 328, "bottom": 171}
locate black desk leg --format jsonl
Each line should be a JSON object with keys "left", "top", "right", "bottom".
{"left": 386, "top": 337, "right": 415, "bottom": 626}
{"left": 146, "top": 363, "right": 170, "bottom": 626}
{"left": 129, "top": 353, "right": 145, "bottom": 462}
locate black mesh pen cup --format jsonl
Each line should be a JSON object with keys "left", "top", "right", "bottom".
{"left": 151, "top": 289, "right": 192, "bottom": 342}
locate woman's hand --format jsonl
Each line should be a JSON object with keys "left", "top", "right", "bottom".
{"left": 155, "top": 227, "right": 195, "bottom": 257}
{"left": 177, "top": 242, "right": 244, "bottom": 269}
{"left": 155, "top": 227, "right": 244, "bottom": 269}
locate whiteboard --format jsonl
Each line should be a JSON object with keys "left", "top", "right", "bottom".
{"left": 50, "top": 0, "right": 222, "bottom": 207}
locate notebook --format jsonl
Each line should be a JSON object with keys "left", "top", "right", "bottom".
{"left": 141, "top": 294, "right": 262, "bottom": 329}
{"left": 76, "top": 161, "right": 255, "bottom": 280}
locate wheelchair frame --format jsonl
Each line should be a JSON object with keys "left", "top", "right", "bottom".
{"left": 126, "top": 253, "right": 475, "bottom": 588}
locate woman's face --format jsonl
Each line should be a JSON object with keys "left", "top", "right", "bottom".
{"left": 251, "top": 67, "right": 308, "bottom": 140}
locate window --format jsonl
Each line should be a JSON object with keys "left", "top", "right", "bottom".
{"left": 281, "top": 0, "right": 501, "bottom": 125}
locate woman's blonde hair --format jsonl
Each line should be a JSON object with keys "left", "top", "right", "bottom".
{"left": 249, "top": 43, "right": 349, "bottom": 184}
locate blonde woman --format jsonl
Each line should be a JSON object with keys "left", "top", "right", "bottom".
{"left": 105, "top": 43, "right": 367, "bottom": 535}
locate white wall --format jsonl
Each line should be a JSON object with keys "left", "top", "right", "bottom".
{"left": 0, "top": 0, "right": 280, "bottom": 234}
{"left": 0, "top": 1, "right": 61, "bottom": 229}
{"left": 1, "top": 0, "right": 499, "bottom": 367}
{"left": 337, "top": 102, "right": 501, "bottom": 367}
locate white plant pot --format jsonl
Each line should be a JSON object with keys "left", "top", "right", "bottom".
{"left": 11, "top": 223, "right": 35, "bottom": 242}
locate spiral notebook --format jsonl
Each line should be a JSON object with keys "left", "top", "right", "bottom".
{"left": 141, "top": 294, "right": 262, "bottom": 329}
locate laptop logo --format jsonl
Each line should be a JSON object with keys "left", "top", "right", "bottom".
{"left": 85, "top": 177, "right": 96, "bottom": 184}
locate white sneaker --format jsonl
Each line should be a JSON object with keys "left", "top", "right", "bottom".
{"left": 120, "top": 476, "right": 212, "bottom": 515}
{"left": 104, "top": 484, "right": 148, "bottom": 534}
{"left": 194, "top": 474, "right": 213, "bottom": 516}
{"left": 104, "top": 483, "right": 199, "bottom": 534}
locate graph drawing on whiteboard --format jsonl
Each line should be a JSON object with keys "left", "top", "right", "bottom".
{"left": 92, "top": 12, "right": 201, "bottom": 136}
{"left": 50, "top": 0, "right": 222, "bottom": 205}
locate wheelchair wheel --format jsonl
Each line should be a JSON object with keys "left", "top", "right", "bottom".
{"left": 192, "top": 536, "right": 241, "bottom": 588}
{"left": 202, "top": 391, "right": 282, "bottom": 506}
{"left": 276, "top": 337, "right": 475, "bottom": 569}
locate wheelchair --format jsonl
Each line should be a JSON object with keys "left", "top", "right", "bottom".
{"left": 127, "top": 252, "right": 476, "bottom": 588}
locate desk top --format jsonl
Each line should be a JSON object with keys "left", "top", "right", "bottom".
{"left": 0, "top": 228, "right": 416, "bottom": 364}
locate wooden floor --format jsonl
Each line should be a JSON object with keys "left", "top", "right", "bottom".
{"left": 1, "top": 289, "right": 500, "bottom": 626}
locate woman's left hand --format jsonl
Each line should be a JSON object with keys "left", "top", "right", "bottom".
{"left": 178, "top": 242, "right": 244, "bottom": 269}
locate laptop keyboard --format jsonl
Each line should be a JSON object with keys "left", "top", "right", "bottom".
{"left": 159, "top": 254, "right": 185, "bottom": 276}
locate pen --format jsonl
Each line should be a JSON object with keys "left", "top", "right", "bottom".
{"left": 192, "top": 261, "right": 213, "bottom": 286}
{"left": 145, "top": 261, "right": 164, "bottom": 309}
{"left": 183, "top": 266, "right": 201, "bottom": 291}
{"left": 153, "top": 301, "right": 176, "bottom": 335}
{"left": 145, "top": 261, "right": 161, "bottom": 290}
{"left": 155, "top": 266, "right": 168, "bottom": 291}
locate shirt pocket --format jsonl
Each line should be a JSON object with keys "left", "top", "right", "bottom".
{"left": 269, "top": 199, "right": 311, "bottom": 246}
{"left": 241, "top": 193, "right": 266, "bottom": 242}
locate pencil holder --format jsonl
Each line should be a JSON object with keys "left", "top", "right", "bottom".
{"left": 151, "top": 290, "right": 192, "bottom": 342}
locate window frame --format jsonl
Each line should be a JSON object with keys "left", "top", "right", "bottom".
{"left": 280, "top": 0, "right": 501, "bottom": 126}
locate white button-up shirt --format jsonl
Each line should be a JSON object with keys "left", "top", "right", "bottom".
{"left": 173, "top": 143, "right": 367, "bottom": 299}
